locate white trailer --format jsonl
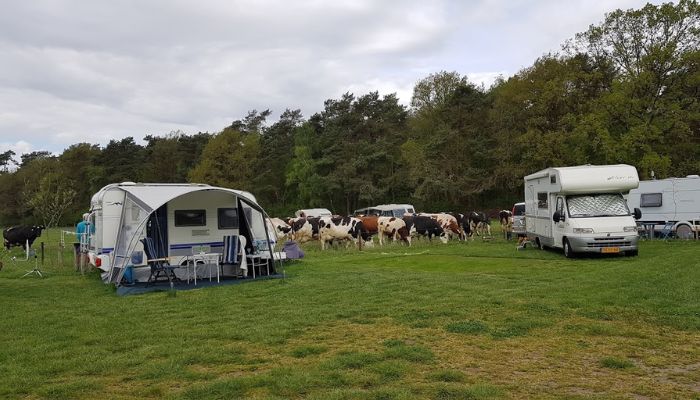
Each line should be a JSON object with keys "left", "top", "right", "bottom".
{"left": 524, "top": 164, "right": 642, "bottom": 257}
{"left": 626, "top": 175, "right": 700, "bottom": 239}
{"left": 87, "top": 182, "right": 276, "bottom": 284}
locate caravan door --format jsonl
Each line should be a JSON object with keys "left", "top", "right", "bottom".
{"left": 552, "top": 196, "right": 566, "bottom": 248}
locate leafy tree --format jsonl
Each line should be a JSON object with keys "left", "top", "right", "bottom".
{"left": 0, "top": 150, "right": 15, "bottom": 172}
{"left": 98, "top": 137, "right": 145, "bottom": 183}
{"left": 189, "top": 127, "right": 260, "bottom": 190}
{"left": 255, "top": 109, "right": 304, "bottom": 215}
{"left": 20, "top": 151, "right": 53, "bottom": 167}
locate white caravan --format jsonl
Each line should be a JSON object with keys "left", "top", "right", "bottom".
{"left": 626, "top": 175, "right": 700, "bottom": 239}
{"left": 524, "top": 164, "right": 642, "bottom": 257}
{"left": 87, "top": 182, "right": 277, "bottom": 284}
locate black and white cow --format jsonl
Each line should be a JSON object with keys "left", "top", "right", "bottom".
{"left": 318, "top": 216, "right": 365, "bottom": 250}
{"left": 402, "top": 215, "right": 448, "bottom": 244}
{"left": 3, "top": 225, "right": 46, "bottom": 250}
{"left": 450, "top": 213, "right": 471, "bottom": 240}
{"left": 467, "top": 212, "right": 491, "bottom": 237}
{"left": 267, "top": 217, "right": 292, "bottom": 241}
{"left": 288, "top": 217, "right": 322, "bottom": 243}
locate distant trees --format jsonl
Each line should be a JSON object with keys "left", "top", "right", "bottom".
{"left": 0, "top": 0, "right": 697, "bottom": 225}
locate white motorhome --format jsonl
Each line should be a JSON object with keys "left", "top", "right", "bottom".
{"left": 87, "top": 182, "right": 277, "bottom": 284}
{"left": 294, "top": 208, "right": 333, "bottom": 218}
{"left": 524, "top": 164, "right": 642, "bottom": 257}
{"left": 353, "top": 204, "right": 416, "bottom": 217}
{"left": 626, "top": 175, "right": 700, "bottom": 239}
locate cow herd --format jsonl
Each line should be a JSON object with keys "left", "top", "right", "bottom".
{"left": 268, "top": 211, "right": 503, "bottom": 250}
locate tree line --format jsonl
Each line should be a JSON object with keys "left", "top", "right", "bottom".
{"left": 0, "top": 0, "right": 698, "bottom": 227}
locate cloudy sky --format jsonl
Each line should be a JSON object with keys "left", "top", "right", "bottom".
{"left": 0, "top": 0, "right": 662, "bottom": 159}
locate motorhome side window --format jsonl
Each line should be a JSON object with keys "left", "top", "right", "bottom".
{"left": 640, "top": 193, "right": 662, "bottom": 207}
{"left": 217, "top": 208, "right": 239, "bottom": 229}
{"left": 550, "top": 175, "right": 556, "bottom": 184}
{"left": 537, "top": 192, "right": 548, "bottom": 209}
{"left": 174, "top": 210, "right": 206, "bottom": 227}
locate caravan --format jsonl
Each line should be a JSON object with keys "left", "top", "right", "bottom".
{"left": 626, "top": 175, "right": 700, "bottom": 239}
{"left": 524, "top": 164, "right": 642, "bottom": 257}
{"left": 87, "top": 182, "right": 279, "bottom": 285}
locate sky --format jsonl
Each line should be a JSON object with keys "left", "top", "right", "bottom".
{"left": 0, "top": 0, "right": 664, "bottom": 160}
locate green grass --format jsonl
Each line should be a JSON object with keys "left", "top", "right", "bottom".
{"left": 0, "top": 227, "right": 699, "bottom": 398}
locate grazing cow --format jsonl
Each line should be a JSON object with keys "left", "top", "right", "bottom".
{"left": 268, "top": 218, "right": 292, "bottom": 241}
{"left": 377, "top": 216, "right": 411, "bottom": 246}
{"left": 3, "top": 225, "right": 46, "bottom": 250}
{"left": 358, "top": 215, "right": 379, "bottom": 243}
{"left": 466, "top": 212, "right": 491, "bottom": 237}
{"left": 403, "top": 215, "right": 448, "bottom": 244}
{"left": 498, "top": 210, "right": 513, "bottom": 239}
{"left": 318, "top": 216, "right": 365, "bottom": 250}
{"left": 289, "top": 217, "right": 322, "bottom": 243}
{"left": 418, "top": 213, "right": 463, "bottom": 241}
{"left": 449, "top": 213, "right": 471, "bottom": 240}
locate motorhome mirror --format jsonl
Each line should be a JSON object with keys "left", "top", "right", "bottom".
{"left": 552, "top": 211, "right": 561, "bottom": 223}
{"left": 633, "top": 208, "right": 642, "bottom": 220}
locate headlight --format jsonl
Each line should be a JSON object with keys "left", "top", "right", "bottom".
{"left": 623, "top": 226, "right": 638, "bottom": 232}
{"left": 573, "top": 228, "right": 594, "bottom": 234}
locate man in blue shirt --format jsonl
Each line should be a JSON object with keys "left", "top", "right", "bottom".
{"left": 75, "top": 213, "right": 89, "bottom": 271}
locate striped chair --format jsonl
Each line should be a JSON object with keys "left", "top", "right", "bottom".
{"left": 222, "top": 235, "right": 248, "bottom": 278}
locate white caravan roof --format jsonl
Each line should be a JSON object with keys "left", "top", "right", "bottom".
{"left": 91, "top": 182, "right": 256, "bottom": 212}
{"left": 525, "top": 164, "right": 639, "bottom": 194}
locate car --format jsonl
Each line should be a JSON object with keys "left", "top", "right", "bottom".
{"left": 512, "top": 202, "right": 526, "bottom": 235}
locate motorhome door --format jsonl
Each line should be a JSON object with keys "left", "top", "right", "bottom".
{"left": 553, "top": 196, "right": 566, "bottom": 247}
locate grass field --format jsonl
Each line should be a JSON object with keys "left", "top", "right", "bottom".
{"left": 0, "top": 228, "right": 699, "bottom": 399}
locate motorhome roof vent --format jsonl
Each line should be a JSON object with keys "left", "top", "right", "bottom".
{"left": 120, "top": 181, "right": 136, "bottom": 186}
{"left": 686, "top": 175, "right": 699, "bottom": 179}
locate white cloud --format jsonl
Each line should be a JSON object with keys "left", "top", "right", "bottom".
{"left": 0, "top": 0, "right": 663, "bottom": 157}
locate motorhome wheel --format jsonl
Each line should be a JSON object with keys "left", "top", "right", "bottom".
{"left": 675, "top": 224, "right": 693, "bottom": 240}
{"left": 563, "top": 239, "right": 575, "bottom": 258}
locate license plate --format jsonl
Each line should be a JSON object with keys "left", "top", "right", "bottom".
{"left": 601, "top": 247, "right": 620, "bottom": 254}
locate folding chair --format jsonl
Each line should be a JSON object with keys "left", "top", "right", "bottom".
{"left": 660, "top": 221, "right": 675, "bottom": 239}
{"left": 222, "top": 235, "right": 248, "bottom": 278}
{"left": 141, "top": 237, "right": 179, "bottom": 288}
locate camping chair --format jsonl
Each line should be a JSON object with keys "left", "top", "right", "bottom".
{"left": 660, "top": 221, "right": 675, "bottom": 240}
{"left": 222, "top": 235, "right": 248, "bottom": 278}
{"left": 141, "top": 237, "right": 179, "bottom": 289}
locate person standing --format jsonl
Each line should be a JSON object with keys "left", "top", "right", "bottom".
{"left": 75, "top": 213, "right": 89, "bottom": 271}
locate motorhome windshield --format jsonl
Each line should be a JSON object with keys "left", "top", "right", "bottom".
{"left": 567, "top": 193, "right": 630, "bottom": 217}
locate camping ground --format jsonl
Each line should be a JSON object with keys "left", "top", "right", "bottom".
{"left": 0, "top": 227, "right": 698, "bottom": 399}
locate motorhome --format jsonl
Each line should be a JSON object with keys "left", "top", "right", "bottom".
{"left": 353, "top": 204, "right": 415, "bottom": 217}
{"left": 294, "top": 208, "right": 333, "bottom": 218}
{"left": 524, "top": 164, "right": 641, "bottom": 257}
{"left": 626, "top": 175, "right": 700, "bottom": 239}
{"left": 87, "top": 182, "right": 277, "bottom": 284}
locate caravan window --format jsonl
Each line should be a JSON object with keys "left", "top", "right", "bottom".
{"left": 218, "top": 208, "right": 239, "bottom": 229}
{"left": 174, "top": 210, "right": 206, "bottom": 227}
{"left": 640, "top": 193, "right": 662, "bottom": 207}
{"left": 537, "top": 192, "right": 548, "bottom": 209}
